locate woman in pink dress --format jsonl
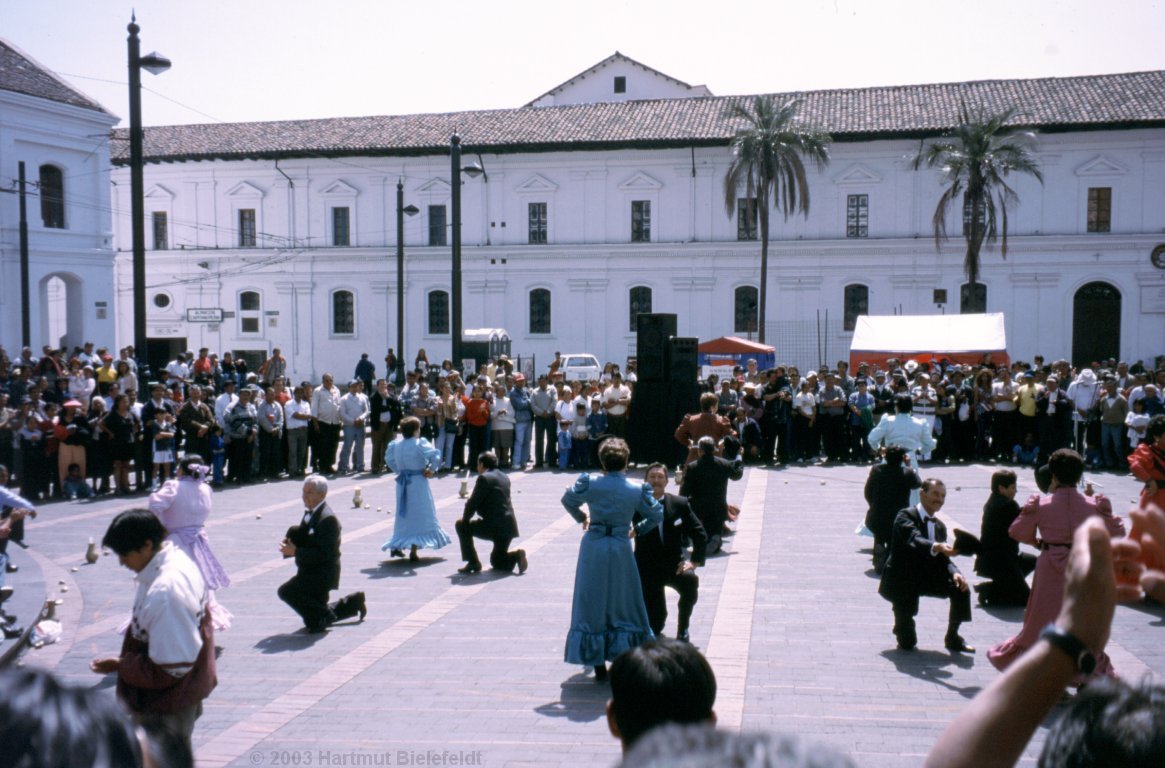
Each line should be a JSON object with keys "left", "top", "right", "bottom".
{"left": 148, "top": 453, "right": 232, "bottom": 629}
{"left": 987, "top": 448, "right": 1124, "bottom": 683}
{"left": 1128, "top": 415, "right": 1165, "bottom": 510}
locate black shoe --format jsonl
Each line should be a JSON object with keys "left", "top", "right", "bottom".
{"left": 3, "top": 624, "right": 24, "bottom": 639}
{"left": 409, "top": 548, "right": 420, "bottom": 563}
{"left": 945, "top": 635, "right": 975, "bottom": 653}
{"left": 390, "top": 549, "right": 404, "bottom": 558}
{"left": 458, "top": 562, "right": 482, "bottom": 574}
{"left": 897, "top": 640, "right": 917, "bottom": 651}
{"left": 0, "top": 586, "right": 12, "bottom": 604}
{"left": 676, "top": 629, "right": 691, "bottom": 643}
{"left": 5, "top": 563, "right": 16, "bottom": 573}
{"left": 515, "top": 550, "right": 528, "bottom": 575}
{"left": 594, "top": 664, "right": 608, "bottom": 682}
{"left": 355, "top": 592, "right": 367, "bottom": 621}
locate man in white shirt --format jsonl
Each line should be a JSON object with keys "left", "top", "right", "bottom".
{"left": 283, "top": 385, "right": 312, "bottom": 477}
{"left": 337, "top": 380, "right": 370, "bottom": 474}
{"left": 311, "top": 373, "right": 342, "bottom": 475}
{"left": 991, "top": 369, "right": 1019, "bottom": 460}
{"left": 165, "top": 354, "right": 190, "bottom": 394}
{"left": 1066, "top": 368, "right": 1101, "bottom": 454}
{"left": 214, "top": 379, "right": 238, "bottom": 431}
{"left": 911, "top": 373, "right": 938, "bottom": 460}
{"left": 603, "top": 372, "right": 632, "bottom": 438}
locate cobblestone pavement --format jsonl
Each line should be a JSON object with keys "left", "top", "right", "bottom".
{"left": 5, "top": 458, "right": 1160, "bottom": 767}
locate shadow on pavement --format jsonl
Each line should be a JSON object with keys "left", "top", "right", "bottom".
{"left": 446, "top": 570, "right": 513, "bottom": 587}
{"left": 362, "top": 558, "right": 449, "bottom": 579}
{"left": 533, "top": 672, "right": 609, "bottom": 723}
{"left": 976, "top": 604, "right": 1028, "bottom": 623}
{"left": 1123, "top": 598, "right": 1165, "bottom": 626}
{"left": 880, "top": 648, "right": 980, "bottom": 699}
{"left": 254, "top": 630, "right": 330, "bottom": 653}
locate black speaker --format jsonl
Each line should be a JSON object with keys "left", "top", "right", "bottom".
{"left": 628, "top": 380, "right": 677, "bottom": 466}
{"left": 667, "top": 337, "right": 699, "bottom": 383}
{"left": 636, "top": 313, "right": 677, "bottom": 382}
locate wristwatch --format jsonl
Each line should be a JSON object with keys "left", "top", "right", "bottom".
{"left": 1040, "top": 624, "right": 1096, "bottom": 675}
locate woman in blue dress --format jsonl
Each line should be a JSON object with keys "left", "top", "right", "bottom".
{"left": 382, "top": 416, "right": 451, "bottom": 562}
{"left": 561, "top": 437, "right": 662, "bottom": 681}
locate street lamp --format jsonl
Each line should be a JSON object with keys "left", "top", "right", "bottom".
{"left": 395, "top": 179, "right": 419, "bottom": 384}
{"left": 127, "top": 14, "right": 170, "bottom": 382}
{"left": 449, "top": 135, "right": 486, "bottom": 372}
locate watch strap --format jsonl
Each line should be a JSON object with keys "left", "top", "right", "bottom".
{"left": 1040, "top": 623, "right": 1096, "bottom": 675}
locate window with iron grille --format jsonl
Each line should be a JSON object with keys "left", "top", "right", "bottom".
{"left": 960, "top": 283, "right": 987, "bottom": 314}
{"left": 631, "top": 200, "right": 651, "bottom": 242}
{"left": 238, "top": 208, "right": 257, "bottom": 247}
{"left": 846, "top": 194, "right": 868, "bottom": 238}
{"left": 528, "top": 202, "right": 547, "bottom": 244}
{"left": 529, "top": 288, "right": 551, "bottom": 334}
{"left": 152, "top": 211, "right": 168, "bottom": 250}
{"left": 332, "top": 207, "right": 350, "bottom": 246}
{"left": 629, "top": 286, "right": 652, "bottom": 332}
{"left": 734, "top": 286, "right": 758, "bottom": 334}
{"left": 843, "top": 284, "right": 869, "bottom": 331}
{"left": 961, "top": 194, "right": 986, "bottom": 236}
{"left": 39, "top": 165, "right": 65, "bottom": 229}
{"left": 428, "top": 205, "right": 447, "bottom": 246}
{"left": 239, "top": 291, "right": 261, "bottom": 334}
{"left": 428, "top": 290, "right": 449, "bottom": 334}
{"left": 737, "top": 197, "right": 757, "bottom": 240}
{"left": 1087, "top": 187, "right": 1111, "bottom": 233}
{"left": 332, "top": 290, "right": 355, "bottom": 335}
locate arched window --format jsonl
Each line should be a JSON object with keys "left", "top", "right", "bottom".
{"left": 843, "top": 284, "right": 869, "bottom": 331}
{"left": 239, "top": 290, "right": 261, "bottom": 334}
{"left": 39, "top": 165, "right": 65, "bottom": 229}
{"left": 428, "top": 290, "right": 449, "bottom": 335}
{"left": 332, "top": 290, "right": 355, "bottom": 335}
{"left": 960, "top": 283, "right": 987, "bottom": 314}
{"left": 529, "top": 288, "right": 551, "bottom": 334}
{"left": 629, "top": 286, "right": 652, "bottom": 332}
{"left": 734, "top": 286, "right": 758, "bottom": 334}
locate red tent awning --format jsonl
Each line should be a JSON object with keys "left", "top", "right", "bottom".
{"left": 697, "top": 336, "right": 775, "bottom": 355}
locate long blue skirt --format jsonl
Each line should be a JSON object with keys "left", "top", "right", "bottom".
{"left": 564, "top": 529, "right": 654, "bottom": 666}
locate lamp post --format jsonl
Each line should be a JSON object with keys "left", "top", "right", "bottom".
{"left": 127, "top": 15, "right": 170, "bottom": 378}
{"left": 395, "top": 179, "right": 419, "bottom": 384}
{"left": 449, "top": 135, "right": 486, "bottom": 372}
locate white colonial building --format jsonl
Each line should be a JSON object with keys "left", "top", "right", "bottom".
{"left": 0, "top": 39, "right": 119, "bottom": 354}
{"left": 108, "top": 53, "right": 1165, "bottom": 380}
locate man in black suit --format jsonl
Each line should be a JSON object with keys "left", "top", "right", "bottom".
{"left": 973, "top": 469, "right": 1036, "bottom": 607}
{"left": 878, "top": 478, "right": 973, "bottom": 652}
{"left": 679, "top": 436, "right": 743, "bottom": 554}
{"left": 455, "top": 451, "right": 527, "bottom": 575}
{"left": 634, "top": 464, "right": 707, "bottom": 642}
{"left": 277, "top": 475, "right": 366, "bottom": 632}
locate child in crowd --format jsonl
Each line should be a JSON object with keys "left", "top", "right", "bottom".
{"left": 62, "top": 462, "right": 94, "bottom": 500}
{"left": 209, "top": 424, "right": 226, "bottom": 486}
{"left": 147, "top": 411, "right": 176, "bottom": 491}
{"left": 570, "top": 402, "right": 591, "bottom": 469}
{"left": 1126, "top": 397, "right": 1150, "bottom": 448}
{"left": 1012, "top": 433, "right": 1039, "bottom": 466}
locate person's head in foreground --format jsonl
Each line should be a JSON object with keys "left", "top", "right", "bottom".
{"left": 607, "top": 638, "right": 717, "bottom": 751}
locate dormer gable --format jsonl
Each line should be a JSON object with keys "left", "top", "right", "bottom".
{"left": 525, "top": 51, "right": 712, "bottom": 108}
{"left": 617, "top": 172, "right": 664, "bottom": 192}
{"left": 1074, "top": 156, "right": 1127, "bottom": 177}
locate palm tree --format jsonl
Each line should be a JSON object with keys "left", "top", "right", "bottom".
{"left": 724, "top": 96, "right": 830, "bottom": 344}
{"left": 912, "top": 103, "right": 1043, "bottom": 306}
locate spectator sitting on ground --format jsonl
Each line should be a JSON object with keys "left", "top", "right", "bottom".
{"left": 607, "top": 637, "right": 717, "bottom": 753}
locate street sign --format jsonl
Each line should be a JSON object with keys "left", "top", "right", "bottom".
{"left": 186, "top": 308, "right": 223, "bottom": 322}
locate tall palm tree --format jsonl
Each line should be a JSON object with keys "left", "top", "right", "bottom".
{"left": 912, "top": 103, "right": 1043, "bottom": 304}
{"left": 724, "top": 96, "right": 830, "bottom": 344}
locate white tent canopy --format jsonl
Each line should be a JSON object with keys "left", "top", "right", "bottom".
{"left": 849, "top": 313, "right": 1008, "bottom": 364}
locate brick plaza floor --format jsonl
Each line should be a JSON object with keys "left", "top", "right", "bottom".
{"left": 6, "top": 458, "right": 1161, "bottom": 767}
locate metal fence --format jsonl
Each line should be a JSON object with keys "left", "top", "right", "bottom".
{"left": 764, "top": 313, "right": 854, "bottom": 373}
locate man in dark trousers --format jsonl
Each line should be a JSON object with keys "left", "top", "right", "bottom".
{"left": 455, "top": 451, "right": 527, "bottom": 575}
{"left": 863, "top": 445, "right": 921, "bottom": 574}
{"left": 679, "top": 436, "right": 743, "bottom": 554}
{"left": 277, "top": 475, "right": 366, "bottom": 632}
{"left": 634, "top": 463, "right": 708, "bottom": 642}
{"left": 973, "top": 469, "right": 1036, "bottom": 607}
{"left": 878, "top": 477, "right": 973, "bottom": 652}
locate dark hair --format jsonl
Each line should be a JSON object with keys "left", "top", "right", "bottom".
{"left": 609, "top": 639, "right": 717, "bottom": 748}
{"left": 102, "top": 508, "right": 166, "bottom": 556}
{"left": 1146, "top": 414, "right": 1165, "bottom": 442}
{"left": 620, "top": 724, "right": 855, "bottom": 768}
{"left": 894, "top": 394, "right": 914, "bottom": 414}
{"left": 991, "top": 469, "right": 1018, "bottom": 495}
{"left": 178, "top": 454, "right": 205, "bottom": 476}
{"left": 644, "top": 462, "right": 668, "bottom": 480}
{"left": 699, "top": 392, "right": 719, "bottom": 412}
{"left": 0, "top": 667, "right": 143, "bottom": 768}
{"left": 1037, "top": 678, "right": 1165, "bottom": 767}
{"left": 477, "top": 450, "right": 498, "bottom": 470}
{"left": 1048, "top": 448, "right": 1085, "bottom": 487}
{"left": 399, "top": 416, "right": 421, "bottom": 438}
{"left": 884, "top": 445, "right": 907, "bottom": 467}
{"left": 920, "top": 477, "right": 945, "bottom": 493}
{"left": 1036, "top": 464, "right": 1054, "bottom": 494}
{"left": 598, "top": 438, "right": 630, "bottom": 472}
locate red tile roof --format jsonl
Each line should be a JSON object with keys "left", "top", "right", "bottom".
{"left": 0, "top": 39, "right": 113, "bottom": 116}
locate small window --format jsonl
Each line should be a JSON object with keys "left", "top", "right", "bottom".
{"left": 152, "top": 211, "right": 168, "bottom": 250}
{"left": 843, "top": 284, "right": 869, "bottom": 332}
{"left": 629, "top": 286, "right": 652, "bottom": 332}
{"left": 528, "top": 202, "right": 547, "bottom": 245}
{"left": 238, "top": 209, "right": 257, "bottom": 247}
{"left": 734, "top": 286, "right": 759, "bottom": 334}
{"left": 428, "top": 205, "right": 447, "bottom": 246}
{"left": 332, "top": 290, "right": 355, "bottom": 335}
{"left": 631, "top": 200, "right": 651, "bottom": 243}
{"left": 846, "top": 194, "right": 868, "bottom": 238}
{"left": 614, "top": 76, "right": 626, "bottom": 94}
{"left": 332, "top": 206, "right": 350, "bottom": 246}
{"left": 737, "top": 197, "right": 757, "bottom": 241}
{"left": 152, "top": 292, "right": 171, "bottom": 309}
{"left": 239, "top": 291, "right": 261, "bottom": 311}
{"left": 428, "top": 290, "right": 449, "bottom": 335}
{"left": 39, "top": 165, "right": 65, "bottom": 229}
{"left": 529, "top": 288, "right": 551, "bottom": 334}
{"left": 961, "top": 194, "right": 986, "bottom": 236}
{"left": 1087, "top": 187, "right": 1111, "bottom": 233}
{"left": 960, "top": 283, "right": 987, "bottom": 314}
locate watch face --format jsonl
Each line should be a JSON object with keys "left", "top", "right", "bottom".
{"left": 1152, "top": 244, "right": 1165, "bottom": 270}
